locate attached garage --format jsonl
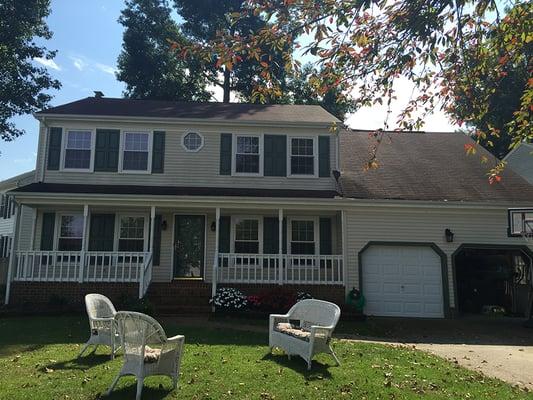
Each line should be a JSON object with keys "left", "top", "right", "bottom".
{"left": 360, "top": 244, "right": 446, "bottom": 318}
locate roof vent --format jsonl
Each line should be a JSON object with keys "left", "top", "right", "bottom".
{"left": 94, "top": 91, "right": 104, "bottom": 98}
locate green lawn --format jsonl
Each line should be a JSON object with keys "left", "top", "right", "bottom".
{"left": 0, "top": 315, "right": 530, "bottom": 400}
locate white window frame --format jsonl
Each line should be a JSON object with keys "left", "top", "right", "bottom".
{"left": 119, "top": 130, "right": 153, "bottom": 174}
{"left": 509, "top": 209, "right": 533, "bottom": 236}
{"left": 288, "top": 216, "right": 319, "bottom": 255}
{"left": 55, "top": 213, "right": 84, "bottom": 251}
{"left": 115, "top": 213, "right": 149, "bottom": 252}
{"left": 232, "top": 134, "right": 264, "bottom": 176}
{"left": 61, "top": 128, "right": 95, "bottom": 172}
{"left": 181, "top": 131, "right": 205, "bottom": 152}
{"left": 287, "top": 136, "right": 318, "bottom": 178}
{"left": 230, "top": 216, "right": 263, "bottom": 254}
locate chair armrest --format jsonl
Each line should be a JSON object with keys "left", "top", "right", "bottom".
{"left": 166, "top": 334, "right": 185, "bottom": 343}
{"left": 309, "top": 325, "right": 335, "bottom": 340}
{"left": 269, "top": 313, "right": 290, "bottom": 332}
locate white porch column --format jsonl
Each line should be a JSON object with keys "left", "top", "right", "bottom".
{"left": 149, "top": 206, "right": 156, "bottom": 253}
{"left": 29, "top": 208, "right": 37, "bottom": 251}
{"left": 5, "top": 203, "right": 20, "bottom": 305}
{"left": 341, "top": 210, "right": 348, "bottom": 290}
{"left": 212, "top": 207, "right": 220, "bottom": 303}
{"left": 278, "top": 208, "right": 284, "bottom": 285}
{"left": 78, "top": 204, "right": 89, "bottom": 283}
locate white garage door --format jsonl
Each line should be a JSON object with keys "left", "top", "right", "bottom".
{"left": 361, "top": 245, "right": 444, "bottom": 318}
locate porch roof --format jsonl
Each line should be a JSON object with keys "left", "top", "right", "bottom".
{"left": 10, "top": 182, "right": 339, "bottom": 199}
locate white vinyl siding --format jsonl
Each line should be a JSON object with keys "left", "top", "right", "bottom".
{"left": 39, "top": 120, "right": 336, "bottom": 190}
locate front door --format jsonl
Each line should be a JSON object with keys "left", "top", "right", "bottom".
{"left": 173, "top": 215, "right": 205, "bottom": 279}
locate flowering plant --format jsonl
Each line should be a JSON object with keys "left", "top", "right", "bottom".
{"left": 210, "top": 287, "right": 248, "bottom": 310}
{"left": 247, "top": 295, "right": 261, "bottom": 308}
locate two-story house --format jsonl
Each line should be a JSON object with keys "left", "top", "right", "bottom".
{"left": 3, "top": 95, "right": 533, "bottom": 318}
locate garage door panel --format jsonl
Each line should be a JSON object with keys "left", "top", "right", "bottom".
{"left": 362, "top": 245, "right": 444, "bottom": 318}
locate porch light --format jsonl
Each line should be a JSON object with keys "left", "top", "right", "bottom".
{"left": 211, "top": 221, "right": 216, "bottom": 232}
{"left": 161, "top": 220, "right": 168, "bottom": 231}
{"left": 445, "top": 228, "right": 454, "bottom": 242}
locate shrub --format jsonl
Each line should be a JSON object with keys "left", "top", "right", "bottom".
{"left": 255, "top": 287, "right": 298, "bottom": 312}
{"left": 211, "top": 287, "right": 248, "bottom": 310}
{"left": 296, "top": 291, "right": 313, "bottom": 302}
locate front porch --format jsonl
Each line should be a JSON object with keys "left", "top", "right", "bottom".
{"left": 5, "top": 202, "right": 347, "bottom": 306}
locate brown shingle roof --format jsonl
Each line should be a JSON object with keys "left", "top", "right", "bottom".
{"left": 339, "top": 130, "right": 533, "bottom": 202}
{"left": 36, "top": 97, "right": 340, "bottom": 124}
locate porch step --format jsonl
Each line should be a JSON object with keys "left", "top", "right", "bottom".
{"left": 146, "top": 281, "right": 212, "bottom": 314}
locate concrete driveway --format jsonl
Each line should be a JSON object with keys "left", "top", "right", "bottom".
{"left": 350, "top": 316, "right": 533, "bottom": 390}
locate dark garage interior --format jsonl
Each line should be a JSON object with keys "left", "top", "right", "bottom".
{"left": 455, "top": 247, "right": 532, "bottom": 317}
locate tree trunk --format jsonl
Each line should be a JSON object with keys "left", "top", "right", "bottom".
{"left": 223, "top": 66, "right": 231, "bottom": 103}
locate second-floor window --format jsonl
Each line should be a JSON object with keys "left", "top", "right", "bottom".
{"left": 235, "top": 136, "right": 260, "bottom": 174}
{"left": 64, "top": 130, "right": 92, "bottom": 170}
{"left": 122, "top": 132, "right": 150, "bottom": 172}
{"left": 290, "top": 138, "right": 316, "bottom": 176}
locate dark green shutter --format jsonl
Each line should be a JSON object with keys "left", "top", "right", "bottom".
{"left": 40, "top": 212, "right": 56, "bottom": 250}
{"left": 95, "top": 129, "right": 120, "bottom": 172}
{"left": 319, "top": 217, "right": 332, "bottom": 255}
{"left": 264, "top": 135, "right": 287, "bottom": 176}
{"left": 47, "top": 128, "right": 62, "bottom": 170}
{"left": 220, "top": 134, "right": 232, "bottom": 175}
{"left": 282, "top": 218, "right": 287, "bottom": 254}
{"left": 88, "top": 214, "right": 115, "bottom": 251}
{"left": 263, "top": 217, "right": 279, "bottom": 254}
{"left": 152, "top": 131, "right": 165, "bottom": 173}
{"left": 153, "top": 214, "right": 162, "bottom": 266}
{"left": 218, "top": 216, "right": 231, "bottom": 252}
{"left": 318, "top": 136, "right": 331, "bottom": 177}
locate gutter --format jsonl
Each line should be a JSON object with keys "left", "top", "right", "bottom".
{"left": 33, "top": 113, "right": 338, "bottom": 130}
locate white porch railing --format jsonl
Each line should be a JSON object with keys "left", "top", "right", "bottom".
{"left": 13, "top": 251, "right": 153, "bottom": 298}
{"left": 139, "top": 253, "right": 153, "bottom": 299}
{"left": 217, "top": 253, "right": 344, "bottom": 285}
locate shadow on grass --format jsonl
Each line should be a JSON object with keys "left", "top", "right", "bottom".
{"left": 44, "top": 352, "right": 111, "bottom": 371}
{"left": 262, "top": 352, "right": 334, "bottom": 380}
{"left": 105, "top": 378, "right": 175, "bottom": 400}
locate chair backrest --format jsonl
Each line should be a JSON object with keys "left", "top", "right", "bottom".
{"left": 114, "top": 311, "right": 167, "bottom": 358}
{"left": 85, "top": 293, "right": 117, "bottom": 320}
{"left": 288, "top": 299, "right": 341, "bottom": 328}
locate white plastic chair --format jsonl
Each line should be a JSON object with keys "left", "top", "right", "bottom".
{"left": 269, "top": 299, "right": 341, "bottom": 370}
{"left": 79, "top": 293, "right": 118, "bottom": 358}
{"left": 107, "top": 311, "right": 185, "bottom": 400}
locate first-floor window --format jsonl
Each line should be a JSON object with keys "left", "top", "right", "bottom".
{"left": 118, "top": 216, "right": 145, "bottom": 251}
{"left": 234, "top": 218, "right": 259, "bottom": 253}
{"left": 58, "top": 214, "right": 84, "bottom": 251}
{"left": 235, "top": 136, "right": 260, "bottom": 174}
{"left": 290, "top": 220, "right": 316, "bottom": 255}
{"left": 64, "top": 130, "right": 92, "bottom": 169}
{"left": 123, "top": 132, "right": 150, "bottom": 171}
{"left": 290, "top": 138, "right": 315, "bottom": 175}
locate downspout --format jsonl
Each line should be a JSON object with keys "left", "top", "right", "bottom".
{"left": 38, "top": 116, "right": 48, "bottom": 183}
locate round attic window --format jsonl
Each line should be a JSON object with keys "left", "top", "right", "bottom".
{"left": 182, "top": 132, "right": 204, "bottom": 152}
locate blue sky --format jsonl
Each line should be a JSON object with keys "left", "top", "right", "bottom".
{"left": 0, "top": 1, "right": 126, "bottom": 180}
{"left": 0, "top": 0, "right": 456, "bottom": 180}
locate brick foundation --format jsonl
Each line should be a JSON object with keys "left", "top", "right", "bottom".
{"left": 9, "top": 282, "right": 138, "bottom": 309}
{"left": 7, "top": 281, "right": 346, "bottom": 313}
